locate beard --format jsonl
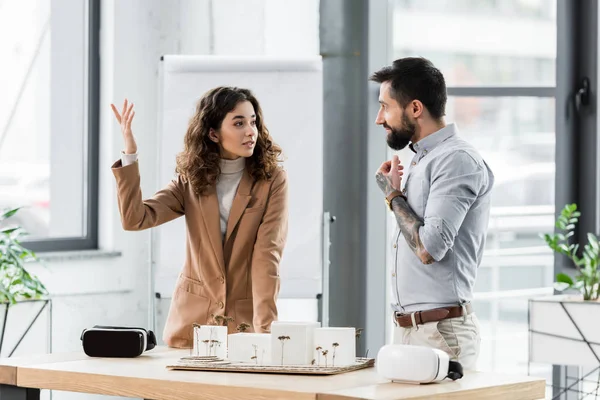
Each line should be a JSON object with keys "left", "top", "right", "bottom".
{"left": 385, "top": 113, "right": 416, "bottom": 151}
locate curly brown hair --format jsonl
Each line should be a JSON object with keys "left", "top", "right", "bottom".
{"left": 175, "top": 86, "right": 284, "bottom": 195}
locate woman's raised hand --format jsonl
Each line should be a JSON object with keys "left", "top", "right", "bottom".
{"left": 110, "top": 99, "right": 137, "bottom": 154}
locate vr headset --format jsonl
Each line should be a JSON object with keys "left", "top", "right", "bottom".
{"left": 80, "top": 325, "right": 157, "bottom": 358}
{"left": 376, "top": 344, "right": 464, "bottom": 383}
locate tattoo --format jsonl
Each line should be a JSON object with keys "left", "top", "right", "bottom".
{"left": 375, "top": 171, "right": 395, "bottom": 197}
{"left": 390, "top": 196, "right": 435, "bottom": 265}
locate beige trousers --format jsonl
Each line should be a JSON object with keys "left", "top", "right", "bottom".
{"left": 392, "top": 312, "right": 481, "bottom": 371}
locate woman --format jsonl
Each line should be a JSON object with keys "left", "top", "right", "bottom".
{"left": 110, "top": 87, "right": 288, "bottom": 348}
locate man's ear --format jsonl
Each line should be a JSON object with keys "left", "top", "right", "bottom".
{"left": 411, "top": 100, "right": 424, "bottom": 118}
{"left": 209, "top": 128, "right": 219, "bottom": 143}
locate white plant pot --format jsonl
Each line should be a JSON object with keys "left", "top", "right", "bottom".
{"left": 529, "top": 294, "right": 600, "bottom": 368}
{"left": 192, "top": 325, "right": 228, "bottom": 359}
{"left": 313, "top": 327, "right": 356, "bottom": 367}
{"left": 227, "top": 333, "right": 271, "bottom": 365}
{"left": 270, "top": 321, "right": 320, "bottom": 366}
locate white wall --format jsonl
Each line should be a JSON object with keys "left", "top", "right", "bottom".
{"left": 19, "top": 1, "right": 319, "bottom": 399}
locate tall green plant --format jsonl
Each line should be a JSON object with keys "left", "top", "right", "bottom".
{"left": 541, "top": 203, "right": 600, "bottom": 301}
{"left": 0, "top": 207, "right": 48, "bottom": 304}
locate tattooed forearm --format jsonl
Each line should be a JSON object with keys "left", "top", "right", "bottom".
{"left": 375, "top": 171, "right": 394, "bottom": 197}
{"left": 374, "top": 167, "right": 432, "bottom": 263}
{"left": 390, "top": 196, "right": 435, "bottom": 265}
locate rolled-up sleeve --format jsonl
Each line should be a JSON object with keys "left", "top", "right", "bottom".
{"left": 419, "top": 151, "right": 484, "bottom": 262}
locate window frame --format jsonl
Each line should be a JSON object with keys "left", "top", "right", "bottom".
{"left": 23, "top": 0, "right": 100, "bottom": 253}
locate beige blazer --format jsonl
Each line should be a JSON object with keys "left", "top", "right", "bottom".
{"left": 111, "top": 160, "right": 288, "bottom": 348}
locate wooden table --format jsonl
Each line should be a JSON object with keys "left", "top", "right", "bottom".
{"left": 0, "top": 346, "right": 545, "bottom": 399}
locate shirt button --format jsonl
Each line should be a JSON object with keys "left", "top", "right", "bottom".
{"left": 392, "top": 272, "right": 396, "bottom": 277}
{"left": 218, "top": 301, "right": 224, "bottom": 309}
{"left": 393, "top": 244, "right": 397, "bottom": 248}
{"left": 220, "top": 276, "right": 225, "bottom": 284}
{"left": 411, "top": 161, "right": 416, "bottom": 166}
{"left": 423, "top": 149, "right": 428, "bottom": 154}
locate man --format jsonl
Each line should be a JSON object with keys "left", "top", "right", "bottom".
{"left": 370, "top": 57, "right": 494, "bottom": 370}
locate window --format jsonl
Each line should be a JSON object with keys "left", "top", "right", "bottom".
{"left": 386, "top": 0, "right": 557, "bottom": 387}
{"left": 0, "top": 0, "right": 99, "bottom": 252}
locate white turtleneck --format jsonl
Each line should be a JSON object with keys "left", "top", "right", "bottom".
{"left": 121, "top": 152, "right": 245, "bottom": 241}
{"left": 215, "top": 157, "right": 246, "bottom": 239}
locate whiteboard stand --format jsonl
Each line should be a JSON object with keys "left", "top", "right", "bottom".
{"left": 149, "top": 233, "right": 156, "bottom": 333}
{"left": 148, "top": 55, "right": 167, "bottom": 334}
{"left": 319, "top": 211, "right": 336, "bottom": 327}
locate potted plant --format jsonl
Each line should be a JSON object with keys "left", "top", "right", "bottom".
{"left": 0, "top": 207, "right": 50, "bottom": 356}
{"left": 540, "top": 203, "right": 599, "bottom": 300}
{"left": 529, "top": 203, "right": 600, "bottom": 367}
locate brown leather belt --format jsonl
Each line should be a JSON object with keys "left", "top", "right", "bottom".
{"left": 395, "top": 303, "right": 473, "bottom": 328}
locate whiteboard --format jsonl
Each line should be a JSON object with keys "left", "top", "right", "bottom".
{"left": 152, "top": 55, "right": 323, "bottom": 303}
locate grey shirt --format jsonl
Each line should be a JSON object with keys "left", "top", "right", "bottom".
{"left": 391, "top": 123, "right": 494, "bottom": 313}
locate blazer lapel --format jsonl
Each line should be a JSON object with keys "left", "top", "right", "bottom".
{"left": 199, "top": 186, "right": 225, "bottom": 275}
{"left": 225, "top": 170, "right": 254, "bottom": 243}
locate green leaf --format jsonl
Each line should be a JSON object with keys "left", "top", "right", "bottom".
{"left": 0, "top": 281, "right": 16, "bottom": 304}
{"left": 585, "top": 247, "right": 598, "bottom": 262}
{"left": 0, "top": 208, "right": 20, "bottom": 223}
{"left": 556, "top": 273, "right": 575, "bottom": 286}
{"left": 588, "top": 233, "right": 600, "bottom": 250}
{"left": 568, "top": 203, "right": 578, "bottom": 213}
{"left": 558, "top": 244, "right": 571, "bottom": 254}
{"left": 0, "top": 227, "right": 18, "bottom": 235}
{"left": 554, "top": 281, "right": 572, "bottom": 291}
{"left": 581, "top": 266, "right": 595, "bottom": 279}
{"left": 566, "top": 224, "right": 576, "bottom": 230}
{"left": 572, "top": 211, "right": 582, "bottom": 218}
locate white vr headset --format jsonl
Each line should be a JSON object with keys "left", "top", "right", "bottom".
{"left": 376, "top": 344, "right": 464, "bottom": 384}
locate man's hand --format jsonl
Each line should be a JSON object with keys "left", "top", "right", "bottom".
{"left": 376, "top": 155, "right": 434, "bottom": 264}
{"left": 376, "top": 155, "right": 404, "bottom": 197}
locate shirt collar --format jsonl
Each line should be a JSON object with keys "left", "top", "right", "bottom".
{"left": 409, "top": 123, "right": 457, "bottom": 154}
